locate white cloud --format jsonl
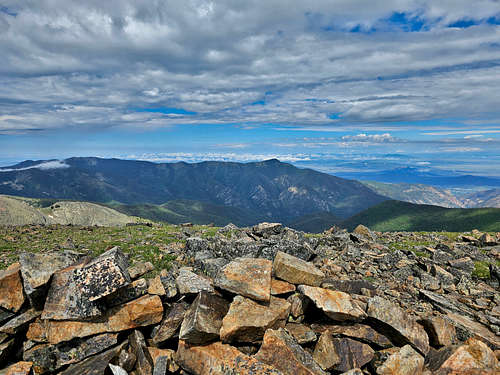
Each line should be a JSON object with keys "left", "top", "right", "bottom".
{"left": 0, "top": 160, "right": 70, "bottom": 172}
{"left": 341, "top": 133, "right": 399, "bottom": 142}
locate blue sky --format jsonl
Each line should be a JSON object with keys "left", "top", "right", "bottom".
{"left": 0, "top": 1, "right": 499, "bottom": 176}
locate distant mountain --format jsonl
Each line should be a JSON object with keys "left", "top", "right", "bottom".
{"left": 0, "top": 157, "right": 387, "bottom": 223}
{"left": 286, "top": 212, "right": 340, "bottom": 233}
{"left": 337, "top": 166, "right": 500, "bottom": 188}
{"left": 341, "top": 200, "right": 500, "bottom": 232}
{"left": 0, "top": 195, "right": 137, "bottom": 226}
{"left": 361, "top": 181, "right": 464, "bottom": 208}
{"left": 462, "top": 189, "right": 500, "bottom": 208}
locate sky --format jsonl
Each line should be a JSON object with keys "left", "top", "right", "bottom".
{"left": 0, "top": 0, "right": 499, "bottom": 176}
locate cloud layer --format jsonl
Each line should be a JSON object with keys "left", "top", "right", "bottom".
{"left": 0, "top": 1, "right": 499, "bottom": 133}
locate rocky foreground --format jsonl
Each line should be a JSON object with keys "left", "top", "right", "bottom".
{"left": 0, "top": 223, "right": 499, "bottom": 374}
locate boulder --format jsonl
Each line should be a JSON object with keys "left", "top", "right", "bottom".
{"left": 273, "top": 251, "right": 324, "bottom": 286}
{"left": 152, "top": 301, "right": 189, "bottom": 345}
{"left": 353, "top": 224, "right": 377, "bottom": 241}
{"left": 298, "top": 285, "right": 366, "bottom": 322}
{"left": 175, "top": 268, "right": 214, "bottom": 295}
{"left": 375, "top": 345, "right": 424, "bottom": 375}
{"left": 255, "top": 328, "right": 327, "bottom": 375}
{"left": 175, "top": 340, "right": 283, "bottom": 374}
{"left": 105, "top": 278, "right": 148, "bottom": 307}
{"left": 0, "top": 308, "right": 41, "bottom": 335}
{"left": 0, "top": 263, "right": 25, "bottom": 312}
{"left": 271, "top": 279, "right": 296, "bottom": 295}
{"left": 73, "top": 247, "right": 131, "bottom": 301}
{"left": 313, "top": 335, "right": 374, "bottom": 372}
{"left": 445, "top": 312, "right": 500, "bottom": 350}
{"left": 128, "top": 261, "right": 154, "bottom": 279}
{"left": 285, "top": 323, "right": 317, "bottom": 344}
{"left": 147, "top": 348, "right": 178, "bottom": 373}
{"left": 448, "top": 257, "right": 474, "bottom": 274}
{"left": 288, "top": 293, "right": 310, "bottom": 320}
{"left": 419, "top": 315, "right": 456, "bottom": 347}
{"left": 253, "top": 223, "right": 284, "bottom": 238}
{"left": 215, "top": 258, "right": 272, "bottom": 302}
{"left": 220, "top": 296, "right": 290, "bottom": 343}
{"left": 108, "top": 364, "right": 128, "bottom": 375}
{"left": 179, "top": 292, "right": 229, "bottom": 345}
{"left": 59, "top": 342, "right": 126, "bottom": 375}
{"left": 318, "top": 324, "right": 392, "bottom": 349}
{"left": 0, "top": 361, "right": 33, "bottom": 375}
{"left": 129, "top": 330, "right": 153, "bottom": 375}
{"left": 367, "top": 296, "right": 429, "bottom": 355}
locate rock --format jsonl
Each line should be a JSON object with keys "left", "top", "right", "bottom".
{"left": 220, "top": 296, "right": 290, "bottom": 343}
{"left": 175, "top": 340, "right": 283, "bottom": 374}
{"left": 428, "top": 338, "right": 499, "bottom": 373}
{"left": 74, "top": 247, "right": 131, "bottom": 301}
{"left": 59, "top": 342, "right": 125, "bottom": 375}
{"left": 313, "top": 335, "right": 374, "bottom": 372}
{"left": 273, "top": 251, "right": 324, "bottom": 287}
{"left": 118, "top": 347, "right": 136, "bottom": 372}
{"left": 419, "top": 315, "right": 456, "bottom": 347}
{"left": 321, "top": 279, "right": 376, "bottom": 295}
{"left": 215, "top": 258, "right": 272, "bottom": 302}
{"left": 448, "top": 257, "right": 474, "bottom": 273}
{"left": 0, "top": 361, "right": 33, "bottom": 375}
{"left": 105, "top": 278, "right": 148, "bottom": 307}
{"left": 152, "top": 356, "right": 167, "bottom": 375}
{"left": 298, "top": 285, "right": 366, "bottom": 322}
{"left": 480, "top": 233, "right": 496, "bottom": 246}
{"left": 376, "top": 345, "right": 424, "bottom": 375}
{"left": 27, "top": 295, "right": 163, "bottom": 344}
{"left": 255, "top": 328, "right": 327, "bottom": 375}
{"left": 0, "top": 309, "right": 14, "bottom": 325}
{"left": 128, "top": 261, "right": 154, "bottom": 279}
{"left": 288, "top": 293, "right": 310, "bottom": 320}
{"left": 340, "top": 370, "right": 363, "bottom": 375}
{"left": 271, "top": 279, "right": 296, "bottom": 295}
{"left": 0, "top": 263, "right": 25, "bottom": 312}
{"left": 152, "top": 301, "right": 189, "bottom": 345}
{"left": 0, "top": 308, "right": 41, "bottom": 334}
{"left": 367, "top": 296, "right": 429, "bottom": 355}
{"left": 419, "top": 290, "right": 474, "bottom": 318}
{"left": 175, "top": 268, "right": 214, "bottom": 295}
{"left": 179, "top": 292, "right": 229, "bottom": 345}
{"left": 445, "top": 312, "right": 500, "bottom": 350}
{"left": 41, "top": 259, "right": 103, "bottom": 320}
{"left": 19, "top": 251, "right": 80, "bottom": 308}
{"left": 285, "top": 323, "right": 317, "bottom": 344}
{"left": 147, "top": 275, "right": 167, "bottom": 296}
{"left": 129, "top": 330, "right": 153, "bottom": 375}
{"left": 318, "top": 324, "right": 392, "bottom": 349}
{"left": 0, "top": 339, "right": 15, "bottom": 367}
{"left": 108, "top": 364, "right": 128, "bottom": 375}
{"left": 431, "top": 265, "right": 455, "bottom": 288}
{"left": 148, "top": 348, "right": 178, "bottom": 373}
{"left": 253, "top": 222, "right": 284, "bottom": 238}
{"left": 353, "top": 224, "right": 377, "bottom": 241}
{"left": 196, "top": 257, "right": 229, "bottom": 279}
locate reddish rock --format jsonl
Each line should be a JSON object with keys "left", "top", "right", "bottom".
{"left": 0, "top": 263, "right": 25, "bottom": 313}
{"left": 255, "top": 328, "right": 327, "bottom": 375}
{"left": 175, "top": 340, "right": 283, "bottom": 374}
{"left": 273, "top": 251, "right": 324, "bottom": 287}
{"left": 375, "top": 345, "right": 424, "bottom": 375}
{"left": 1, "top": 361, "right": 33, "bottom": 375}
{"left": 215, "top": 258, "right": 272, "bottom": 302}
{"left": 271, "top": 278, "right": 296, "bottom": 295}
{"left": 220, "top": 296, "right": 290, "bottom": 343}
{"left": 298, "top": 285, "right": 366, "bottom": 322}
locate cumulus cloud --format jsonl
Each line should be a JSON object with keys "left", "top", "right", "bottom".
{"left": 0, "top": 1, "right": 499, "bottom": 133}
{"left": 341, "top": 133, "right": 401, "bottom": 142}
{"left": 0, "top": 160, "right": 70, "bottom": 172}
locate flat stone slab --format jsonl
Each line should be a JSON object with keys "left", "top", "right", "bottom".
{"left": 298, "top": 285, "right": 366, "bottom": 322}
{"left": 152, "top": 301, "right": 189, "bottom": 345}
{"left": 320, "top": 324, "right": 392, "bottom": 349}
{"left": 220, "top": 296, "right": 291, "bottom": 343}
{"left": 376, "top": 345, "right": 424, "bottom": 375}
{"left": 445, "top": 312, "right": 500, "bottom": 350}
{"left": 176, "top": 268, "right": 214, "bottom": 295}
{"left": 313, "top": 335, "right": 374, "bottom": 372}
{"left": 273, "top": 251, "right": 324, "bottom": 287}
{"left": 215, "top": 258, "right": 272, "bottom": 302}
{"left": 271, "top": 279, "right": 296, "bottom": 295}
{"left": 367, "top": 296, "right": 429, "bottom": 355}
{"left": 0, "top": 263, "right": 25, "bottom": 312}
{"left": 0, "top": 308, "right": 41, "bottom": 335}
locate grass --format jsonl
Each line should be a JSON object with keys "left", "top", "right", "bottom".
{"left": 472, "top": 261, "right": 491, "bottom": 279}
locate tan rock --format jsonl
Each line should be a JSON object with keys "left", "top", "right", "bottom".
{"left": 220, "top": 296, "right": 290, "bottom": 343}
{"left": 445, "top": 312, "right": 500, "bottom": 350}
{"left": 322, "top": 324, "right": 392, "bottom": 348}
{"left": 313, "top": 334, "right": 374, "bottom": 372}
{"left": 273, "top": 251, "right": 324, "bottom": 286}
{"left": 1, "top": 361, "right": 33, "bottom": 375}
{"left": 27, "top": 295, "right": 163, "bottom": 344}
{"left": 0, "top": 263, "right": 25, "bottom": 312}
{"left": 0, "top": 308, "right": 41, "bottom": 334}
{"left": 288, "top": 293, "right": 310, "bottom": 319}
{"left": 367, "top": 296, "right": 429, "bottom": 355}
{"left": 175, "top": 340, "right": 283, "bottom": 374}
{"left": 419, "top": 315, "right": 456, "bottom": 347}
{"left": 271, "top": 278, "right": 296, "bottom": 295}
{"left": 298, "top": 285, "right": 366, "bottom": 322}
{"left": 215, "top": 258, "right": 272, "bottom": 302}
{"left": 128, "top": 261, "right": 154, "bottom": 279}
{"left": 255, "top": 328, "right": 327, "bottom": 375}
{"left": 147, "top": 347, "right": 179, "bottom": 373}
{"left": 376, "top": 345, "right": 424, "bottom": 375}
{"left": 285, "top": 323, "right": 317, "bottom": 344}
{"left": 434, "top": 338, "right": 499, "bottom": 373}
{"left": 147, "top": 275, "right": 166, "bottom": 296}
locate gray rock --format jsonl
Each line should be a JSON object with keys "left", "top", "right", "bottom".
{"left": 152, "top": 356, "right": 168, "bottom": 375}
{"left": 59, "top": 342, "right": 126, "bottom": 375}
{"left": 196, "top": 257, "right": 229, "bottom": 279}
{"left": 129, "top": 330, "right": 153, "bottom": 375}
{"left": 176, "top": 268, "right": 214, "bottom": 295}
{"left": 109, "top": 364, "right": 129, "bottom": 375}
{"left": 313, "top": 335, "right": 374, "bottom": 372}
{"left": 0, "top": 308, "right": 41, "bottom": 334}
{"left": 152, "top": 301, "right": 189, "bottom": 345}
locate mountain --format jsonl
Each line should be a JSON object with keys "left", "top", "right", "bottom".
{"left": 361, "top": 181, "right": 464, "bottom": 208}
{"left": 0, "top": 195, "right": 137, "bottom": 226}
{"left": 462, "top": 188, "right": 500, "bottom": 208}
{"left": 0, "top": 157, "right": 388, "bottom": 223}
{"left": 337, "top": 166, "right": 500, "bottom": 188}
{"left": 341, "top": 200, "right": 500, "bottom": 232}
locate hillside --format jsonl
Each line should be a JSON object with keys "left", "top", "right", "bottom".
{"left": 342, "top": 200, "right": 500, "bottom": 232}
{"left": 0, "top": 195, "right": 137, "bottom": 226}
{"left": 362, "top": 181, "right": 464, "bottom": 208}
{"left": 0, "top": 157, "right": 387, "bottom": 222}
{"left": 462, "top": 188, "right": 500, "bottom": 208}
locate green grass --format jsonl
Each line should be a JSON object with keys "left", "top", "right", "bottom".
{"left": 472, "top": 261, "right": 491, "bottom": 279}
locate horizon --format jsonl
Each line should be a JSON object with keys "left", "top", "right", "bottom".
{"left": 1, "top": 1, "right": 499, "bottom": 177}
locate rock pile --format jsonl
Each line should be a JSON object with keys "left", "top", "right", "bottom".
{"left": 0, "top": 222, "right": 499, "bottom": 374}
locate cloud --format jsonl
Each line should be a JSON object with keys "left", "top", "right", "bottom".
{"left": 341, "top": 133, "right": 400, "bottom": 142}
{"left": 0, "top": 160, "right": 70, "bottom": 172}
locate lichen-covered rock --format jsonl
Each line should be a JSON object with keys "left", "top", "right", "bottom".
{"left": 0, "top": 263, "right": 25, "bottom": 313}
{"left": 59, "top": 342, "right": 126, "bottom": 375}
{"left": 175, "top": 340, "right": 283, "bottom": 375}
{"left": 0, "top": 338, "right": 15, "bottom": 367}
{"left": 376, "top": 345, "right": 424, "bottom": 375}
{"left": 175, "top": 268, "right": 214, "bottom": 295}
{"left": 367, "top": 296, "right": 429, "bottom": 355}
{"left": 0, "top": 308, "right": 41, "bottom": 335}
{"left": 313, "top": 334, "right": 374, "bottom": 372}
{"left": 1, "top": 361, "right": 33, "bottom": 375}
{"left": 255, "top": 328, "right": 327, "bottom": 375}
{"left": 273, "top": 251, "right": 324, "bottom": 286}
{"left": 152, "top": 301, "right": 189, "bottom": 345}
{"left": 179, "top": 292, "right": 229, "bottom": 345}
{"left": 215, "top": 258, "right": 272, "bottom": 302}
{"left": 298, "top": 285, "right": 366, "bottom": 322}
{"left": 105, "top": 278, "right": 148, "bottom": 307}
{"left": 74, "top": 247, "right": 131, "bottom": 301}
{"left": 128, "top": 261, "right": 154, "bottom": 279}
{"left": 445, "top": 312, "right": 500, "bottom": 350}
{"left": 220, "top": 296, "right": 290, "bottom": 343}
